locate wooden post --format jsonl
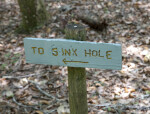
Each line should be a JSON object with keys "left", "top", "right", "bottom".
{"left": 65, "top": 24, "right": 88, "bottom": 114}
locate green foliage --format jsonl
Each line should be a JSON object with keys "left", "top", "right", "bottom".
{"left": 4, "top": 53, "right": 11, "bottom": 58}
{"left": 1, "top": 63, "right": 7, "bottom": 70}
{"left": 0, "top": 52, "right": 21, "bottom": 71}
{"left": 145, "top": 90, "right": 150, "bottom": 95}
{"left": 104, "top": 8, "right": 108, "bottom": 13}
{"left": 12, "top": 53, "right": 21, "bottom": 64}
{"left": 107, "top": 107, "right": 112, "bottom": 112}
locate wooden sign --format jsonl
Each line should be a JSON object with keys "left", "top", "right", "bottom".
{"left": 24, "top": 38, "right": 122, "bottom": 70}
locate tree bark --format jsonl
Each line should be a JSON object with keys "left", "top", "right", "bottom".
{"left": 17, "top": 0, "right": 48, "bottom": 33}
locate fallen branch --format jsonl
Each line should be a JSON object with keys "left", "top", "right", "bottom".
{"left": 89, "top": 103, "right": 111, "bottom": 107}
{"left": 43, "top": 108, "right": 57, "bottom": 114}
{"left": 76, "top": 15, "right": 108, "bottom": 32}
{"left": 90, "top": 103, "right": 150, "bottom": 111}
{"left": 28, "top": 80, "right": 62, "bottom": 101}
{"left": 2, "top": 73, "right": 40, "bottom": 79}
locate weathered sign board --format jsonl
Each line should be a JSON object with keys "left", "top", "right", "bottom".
{"left": 24, "top": 38, "right": 122, "bottom": 70}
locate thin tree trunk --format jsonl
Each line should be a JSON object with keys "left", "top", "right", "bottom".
{"left": 17, "top": 0, "right": 48, "bottom": 33}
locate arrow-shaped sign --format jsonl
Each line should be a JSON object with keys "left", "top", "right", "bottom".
{"left": 63, "top": 58, "right": 89, "bottom": 64}
{"left": 24, "top": 38, "right": 122, "bottom": 70}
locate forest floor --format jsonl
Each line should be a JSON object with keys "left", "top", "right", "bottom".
{"left": 0, "top": 0, "right": 150, "bottom": 114}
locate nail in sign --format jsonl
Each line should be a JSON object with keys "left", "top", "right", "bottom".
{"left": 24, "top": 38, "right": 122, "bottom": 70}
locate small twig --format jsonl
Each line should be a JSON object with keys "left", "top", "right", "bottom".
{"left": 12, "top": 96, "right": 38, "bottom": 109}
{"left": 124, "top": 105, "right": 150, "bottom": 110}
{"left": 89, "top": 103, "right": 111, "bottom": 107}
{"left": 2, "top": 73, "right": 39, "bottom": 79}
{"left": 0, "top": 105, "right": 15, "bottom": 108}
{"left": 44, "top": 108, "right": 57, "bottom": 113}
{"left": 90, "top": 103, "right": 150, "bottom": 111}
{"left": 28, "top": 80, "right": 61, "bottom": 101}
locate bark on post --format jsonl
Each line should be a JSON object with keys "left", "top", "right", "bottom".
{"left": 17, "top": 0, "right": 48, "bottom": 33}
{"left": 65, "top": 24, "right": 88, "bottom": 114}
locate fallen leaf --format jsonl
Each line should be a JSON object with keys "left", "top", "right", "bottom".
{"left": 129, "top": 93, "right": 135, "bottom": 98}
{"left": 6, "top": 90, "right": 14, "bottom": 98}
{"left": 46, "top": 28, "right": 51, "bottom": 33}
{"left": 0, "top": 44, "right": 4, "bottom": 51}
{"left": 35, "top": 111, "right": 43, "bottom": 114}
{"left": 11, "top": 39, "right": 17, "bottom": 43}
{"left": 124, "top": 88, "right": 135, "bottom": 93}
{"left": 142, "top": 86, "right": 150, "bottom": 91}
{"left": 6, "top": 44, "right": 12, "bottom": 49}
{"left": 144, "top": 53, "right": 150, "bottom": 63}
{"left": 57, "top": 103, "right": 70, "bottom": 114}
{"left": 114, "top": 87, "right": 121, "bottom": 95}
{"left": 39, "top": 100, "right": 50, "bottom": 105}
{"left": 107, "top": 2, "right": 112, "bottom": 6}
{"left": 144, "top": 66, "right": 150, "bottom": 74}
{"left": 19, "top": 78, "right": 28, "bottom": 86}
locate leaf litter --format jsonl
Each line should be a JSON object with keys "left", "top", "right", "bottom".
{"left": 0, "top": 0, "right": 150, "bottom": 113}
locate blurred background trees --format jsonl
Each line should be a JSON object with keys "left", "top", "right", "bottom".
{"left": 17, "top": 0, "right": 49, "bottom": 33}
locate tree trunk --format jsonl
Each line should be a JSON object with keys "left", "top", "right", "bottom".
{"left": 17, "top": 0, "right": 48, "bottom": 33}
